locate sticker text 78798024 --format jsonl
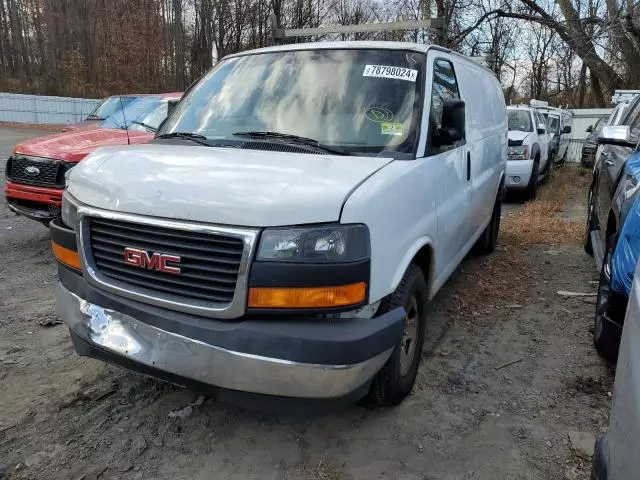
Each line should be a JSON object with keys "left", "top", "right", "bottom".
{"left": 363, "top": 65, "right": 418, "bottom": 82}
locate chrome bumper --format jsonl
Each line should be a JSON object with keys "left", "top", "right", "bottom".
{"left": 56, "top": 284, "right": 393, "bottom": 399}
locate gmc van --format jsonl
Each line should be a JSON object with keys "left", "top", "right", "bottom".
{"left": 52, "top": 42, "right": 507, "bottom": 406}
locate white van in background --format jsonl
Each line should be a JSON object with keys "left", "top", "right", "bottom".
{"left": 531, "top": 100, "right": 573, "bottom": 165}
{"left": 506, "top": 105, "right": 551, "bottom": 199}
{"left": 53, "top": 42, "right": 507, "bottom": 407}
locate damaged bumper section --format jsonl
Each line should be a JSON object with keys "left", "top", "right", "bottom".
{"left": 505, "top": 159, "right": 534, "bottom": 190}
{"left": 5, "top": 181, "right": 63, "bottom": 221}
{"left": 56, "top": 269, "right": 404, "bottom": 400}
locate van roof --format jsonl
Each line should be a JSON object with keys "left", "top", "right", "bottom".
{"left": 223, "top": 41, "right": 495, "bottom": 75}
{"left": 507, "top": 105, "right": 534, "bottom": 111}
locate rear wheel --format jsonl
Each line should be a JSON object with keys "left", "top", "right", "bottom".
{"left": 368, "top": 265, "right": 427, "bottom": 406}
{"left": 475, "top": 189, "right": 502, "bottom": 254}
{"left": 593, "top": 247, "right": 625, "bottom": 362}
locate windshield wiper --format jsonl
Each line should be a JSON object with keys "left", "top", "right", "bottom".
{"left": 156, "top": 132, "right": 211, "bottom": 146}
{"left": 87, "top": 114, "right": 104, "bottom": 120}
{"left": 130, "top": 120, "right": 156, "bottom": 132}
{"left": 233, "top": 131, "right": 348, "bottom": 156}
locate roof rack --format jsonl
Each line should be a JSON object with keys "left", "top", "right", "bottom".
{"left": 270, "top": 15, "right": 444, "bottom": 43}
{"left": 612, "top": 90, "right": 640, "bottom": 105}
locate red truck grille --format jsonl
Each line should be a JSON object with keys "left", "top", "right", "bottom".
{"left": 7, "top": 156, "right": 67, "bottom": 188}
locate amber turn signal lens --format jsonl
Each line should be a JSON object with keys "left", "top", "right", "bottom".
{"left": 51, "top": 241, "right": 81, "bottom": 270}
{"left": 248, "top": 283, "right": 366, "bottom": 309}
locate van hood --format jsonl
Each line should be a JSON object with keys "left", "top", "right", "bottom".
{"left": 67, "top": 144, "right": 394, "bottom": 227}
{"left": 14, "top": 128, "right": 152, "bottom": 163}
{"left": 507, "top": 131, "right": 531, "bottom": 144}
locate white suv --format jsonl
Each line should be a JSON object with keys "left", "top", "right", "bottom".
{"left": 52, "top": 42, "right": 507, "bottom": 407}
{"left": 506, "top": 105, "right": 551, "bottom": 199}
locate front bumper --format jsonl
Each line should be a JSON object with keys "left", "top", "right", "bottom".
{"left": 56, "top": 277, "right": 403, "bottom": 399}
{"left": 505, "top": 159, "right": 534, "bottom": 189}
{"left": 4, "top": 181, "right": 63, "bottom": 221}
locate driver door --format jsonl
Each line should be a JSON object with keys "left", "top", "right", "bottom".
{"left": 427, "top": 56, "right": 471, "bottom": 280}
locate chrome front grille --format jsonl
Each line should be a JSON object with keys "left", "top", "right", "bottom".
{"left": 78, "top": 207, "right": 259, "bottom": 319}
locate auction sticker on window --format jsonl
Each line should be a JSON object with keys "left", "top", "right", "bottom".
{"left": 381, "top": 122, "right": 403, "bottom": 136}
{"left": 363, "top": 65, "right": 418, "bottom": 82}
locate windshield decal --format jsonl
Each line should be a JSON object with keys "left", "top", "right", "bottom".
{"left": 363, "top": 65, "right": 418, "bottom": 82}
{"left": 381, "top": 122, "right": 403, "bottom": 136}
{"left": 365, "top": 106, "right": 394, "bottom": 123}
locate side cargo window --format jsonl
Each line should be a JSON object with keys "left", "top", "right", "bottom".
{"left": 427, "top": 58, "right": 463, "bottom": 156}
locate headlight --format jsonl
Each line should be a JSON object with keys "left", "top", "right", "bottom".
{"left": 61, "top": 193, "right": 79, "bottom": 230}
{"left": 257, "top": 225, "right": 370, "bottom": 262}
{"left": 508, "top": 145, "right": 529, "bottom": 160}
{"left": 64, "top": 167, "right": 74, "bottom": 187}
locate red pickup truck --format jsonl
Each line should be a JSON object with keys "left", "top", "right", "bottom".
{"left": 4, "top": 92, "right": 181, "bottom": 224}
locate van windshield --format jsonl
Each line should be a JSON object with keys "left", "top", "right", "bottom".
{"left": 507, "top": 110, "right": 533, "bottom": 132}
{"left": 159, "top": 49, "right": 425, "bottom": 156}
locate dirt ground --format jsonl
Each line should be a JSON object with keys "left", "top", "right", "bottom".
{"left": 0, "top": 128, "right": 613, "bottom": 480}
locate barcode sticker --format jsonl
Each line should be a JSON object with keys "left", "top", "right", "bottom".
{"left": 363, "top": 65, "right": 418, "bottom": 82}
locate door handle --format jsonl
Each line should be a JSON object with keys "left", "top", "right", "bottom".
{"left": 604, "top": 159, "right": 614, "bottom": 167}
{"left": 466, "top": 152, "right": 471, "bottom": 181}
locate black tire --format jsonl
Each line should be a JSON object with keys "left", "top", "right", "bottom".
{"left": 558, "top": 150, "right": 567, "bottom": 166}
{"left": 584, "top": 188, "right": 597, "bottom": 255}
{"left": 524, "top": 157, "right": 539, "bottom": 200}
{"left": 542, "top": 155, "right": 553, "bottom": 184}
{"left": 593, "top": 247, "right": 625, "bottom": 362}
{"left": 474, "top": 188, "right": 502, "bottom": 254}
{"left": 368, "top": 264, "right": 428, "bottom": 406}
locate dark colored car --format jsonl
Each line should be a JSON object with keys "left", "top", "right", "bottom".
{"left": 581, "top": 114, "right": 610, "bottom": 168}
{"left": 584, "top": 96, "right": 640, "bottom": 361}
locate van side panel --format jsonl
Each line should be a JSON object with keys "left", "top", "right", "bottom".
{"left": 455, "top": 61, "right": 507, "bottom": 238}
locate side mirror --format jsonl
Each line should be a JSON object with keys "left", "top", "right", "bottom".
{"left": 586, "top": 125, "right": 593, "bottom": 133}
{"left": 438, "top": 99, "right": 465, "bottom": 145}
{"left": 167, "top": 99, "right": 179, "bottom": 116}
{"left": 598, "top": 125, "right": 635, "bottom": 147}
{"left": 537, "top": 124, "right": 546, "bottom": 135}
{"left": 563, "top": 125, "right": 572, "bottom": 134}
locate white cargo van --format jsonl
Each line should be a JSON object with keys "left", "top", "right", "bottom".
{"left": 52, "top": 42, "right": 507, "bottom": 406}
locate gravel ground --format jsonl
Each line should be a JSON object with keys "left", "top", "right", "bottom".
{"left": 0, "top": 128, "right": 612, "bottom": 480}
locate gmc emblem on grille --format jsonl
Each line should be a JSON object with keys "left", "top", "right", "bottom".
{"left": 123, "top": 247, "right": 181, "bottom": 274}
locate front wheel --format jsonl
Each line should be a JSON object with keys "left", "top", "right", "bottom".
{"left": 593, "top": 247, "right": 624, "bottom": 362}
{"left": 368, "top": 264, "right": 427, "bottom": 406}
{"left": 584, "top": 188, "right": 597, "bottom": 255}
{"left": 524, "top": 158, "right": 539, "bottom": 200}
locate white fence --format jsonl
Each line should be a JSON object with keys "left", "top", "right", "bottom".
{"left": 0, "top": 92, "right": 101, "bottom": 125}
{"left": 566, "top": 108, "right": 613, "bottom": 164}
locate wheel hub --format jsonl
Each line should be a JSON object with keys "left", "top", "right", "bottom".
{"left": 400, "top": 296, "right": 419, "bottom": 376}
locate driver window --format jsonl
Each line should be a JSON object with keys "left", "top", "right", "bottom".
{"left": 427, "top": 59, "right": 462, "bottom": 156}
